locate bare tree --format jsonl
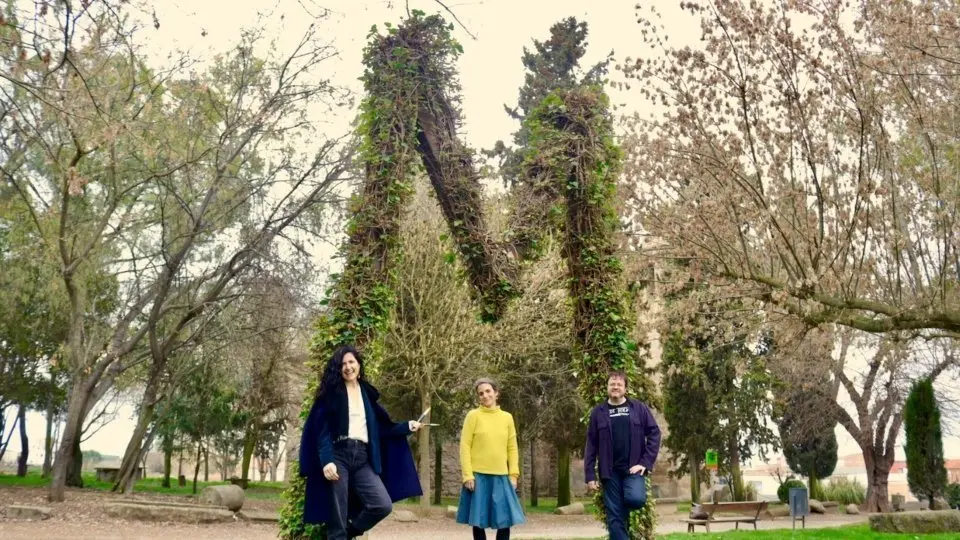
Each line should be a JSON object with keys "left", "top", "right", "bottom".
{"left": 773, "top": 324, "right": 957, "bottom": 512}
{"left": 1, "top": 2, "right": 355, "bottom": 500}
{"left": 621, "top": 0, "right": 959, "bottom": 339}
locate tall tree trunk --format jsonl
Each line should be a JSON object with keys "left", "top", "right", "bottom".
{"left": 162, "top": 432, "right": 173, "bottom": 488}
{"left": 689, "top": 458, "right": 701, "bottom": 504}
{"left": 808, "top": 471, "right": 821, "bottom": 501}
{"left": 203, "top": 445, "right": 209, "bottom": 482}
{"left": 433, "top": 436, "right": 442, "bottom": 505}
{"left": 192, "top": 441, "right": 202, "bottom": 494}
{"left": 418, "top": 389, "right": 431, "bottom": 508}
{"left": 113, "top": 367, "right": 163, "bottom": 492}
{"left": 50, "top": 383, "right": 88, "bottom": 500}
{"left": 66, "top": 437, "right": 84, "bottom": 488}
{"left": 863, "top": 445, "right": 893, "bottom": 512}
{"left": 16, "top": 404, "right": 28, "bottom": 476}
{"left": 50, "top": 356, "right": 114, "bottom": 499}
{"left": 120, "top": 425, "right": 158, "bottom": 494}
{"left": 270, "top": 438, "right": 284, "bottom": 483}
{"left": 42, "top": 399, "right": 55, "bottom": 478}
{"left": 728, "top": 438, "right": 745, "bottom": 501}
{"left": 530, "top": 439, "right": 538, "bottom": 507}
{"left": 516, "top": 432, "right": 526, "bottom": 505}
{"left": 557, "top": 442, "right": 571, "bottom": 507}
{"left": 241, "top": 423, "right": 257, "bottom": 482}
{"left": 51, "top": 281, "right": 96, "bottom": 501}
{"left": 0, "top": 408, "right": 18, "bottom": 464}
{"left": 0, "top": 404, "right": 7, "bottom": 462}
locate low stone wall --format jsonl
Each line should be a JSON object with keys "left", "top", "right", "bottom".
{"left": 439, "top": 440, "right": 586, "bottom": 498}
{"left": 869, "top": 510, "right": 960, "bottom": 534}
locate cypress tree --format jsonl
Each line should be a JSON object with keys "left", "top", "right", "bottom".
{"left": 904, "top": 378, "right": 948, "bottom": 503}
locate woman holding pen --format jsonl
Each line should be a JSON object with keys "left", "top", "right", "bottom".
{"left": 456, "top": 377, "right": 526, "bottom": 540}
{"left": 298, "top": 345, "right": 423, "bottom": 540}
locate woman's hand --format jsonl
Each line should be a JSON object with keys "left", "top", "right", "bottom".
{"left": 509, "top": 476, "right": 518, "bottom": 489}
{"left": 464, "top": 479, "right": 475, "bottom": 491}
{"left": 409, "top": 420, "right": 422, "bottom": 432}
{"left": 323, "top": 463, "right": 340, "bottom": 482}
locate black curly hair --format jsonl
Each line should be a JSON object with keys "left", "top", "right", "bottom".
{"left": 316, "top": 345, "right": 365, "bottom": 399}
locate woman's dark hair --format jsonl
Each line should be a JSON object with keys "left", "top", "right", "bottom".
{"left": 316, "top": 345, "right": 365, "bottom": 399}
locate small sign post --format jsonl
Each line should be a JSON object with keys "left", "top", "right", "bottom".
{"left": 705, "top": 450, "right": 718, "bottom": 470}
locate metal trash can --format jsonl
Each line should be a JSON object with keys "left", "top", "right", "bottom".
{"left": 789, "top": 487, "right": 809, "bottom": 529}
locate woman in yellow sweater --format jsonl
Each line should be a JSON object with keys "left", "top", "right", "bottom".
{"left": 456, "top": 377, "right": 525, "bottom": 540}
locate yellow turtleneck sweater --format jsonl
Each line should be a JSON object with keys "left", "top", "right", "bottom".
{"left": 459, "top": 405, "right": 519, "bottom": 482}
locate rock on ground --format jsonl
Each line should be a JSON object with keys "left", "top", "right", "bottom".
{"left": 6, "top": 505, "right": 52, "bottom": 520}
{"left": 390, "top": 510, "right": 418, "bottom": 523}
{"left": 554, "top": 503, "right": 585, "bottom": 515}
{"left": 104, "top": 502, "right": 235, "bottom": 524}
{"left": 200, "top": 485, "right": 245, "bottom": 512}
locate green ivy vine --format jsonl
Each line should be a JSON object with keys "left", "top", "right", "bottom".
{"left": 280, "top": 14, "right": 659, "bottom": 540}
{"left": 277, "top": 13, "right": 431, "bottom": 540}
{"left": 522, "top": 87, "right": 658, "bottom": 539}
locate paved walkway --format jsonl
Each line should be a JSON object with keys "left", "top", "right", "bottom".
{"left": 0, "top": 512, "right": 870, "bottom": 539}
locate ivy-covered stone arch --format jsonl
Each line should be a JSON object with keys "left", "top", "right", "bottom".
{"left": 279, "top": 12, "right": 656, "bottom": 539}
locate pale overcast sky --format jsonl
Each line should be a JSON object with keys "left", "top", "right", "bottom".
{"left": 4, "top": 0, "right": 958, "bottom": 468}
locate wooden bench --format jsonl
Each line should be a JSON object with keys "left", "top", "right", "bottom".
{"left": 679, "top": 501, "right": 769, "bottom": 533}
{"left": 94, "top": 465, "right": 144, "bottom": 483}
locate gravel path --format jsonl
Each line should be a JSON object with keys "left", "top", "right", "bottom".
{"left": 1, "top": 486, "right": 869, "bottom": 539}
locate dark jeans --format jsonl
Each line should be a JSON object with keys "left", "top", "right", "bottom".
{"left": 472, "top": 526, "right": 509, "bottom": 540}
{"left": 602, "top": 470, "right": 648, "bottom": 540}
{"left": 327, "top": 439, "right": 392, "bottom": 540}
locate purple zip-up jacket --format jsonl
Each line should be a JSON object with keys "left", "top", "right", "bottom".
{"left": 584, "top": 397, "right": 661, "bottom": 483}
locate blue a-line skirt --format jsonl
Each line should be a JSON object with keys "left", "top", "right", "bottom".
{"left": 456, "top": 472, "right": 526, "bottom": 529}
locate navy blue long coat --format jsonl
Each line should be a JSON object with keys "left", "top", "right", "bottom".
{"left": 299, "top": 384, "right": 422, "bottom": 524}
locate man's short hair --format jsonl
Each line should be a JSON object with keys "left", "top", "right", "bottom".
{"left": 607, "top": 370, "right": 628, "bottom": 386}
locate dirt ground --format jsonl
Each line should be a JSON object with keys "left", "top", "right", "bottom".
{"left": 0, "top": 486, "right": 869, "bottom": 539}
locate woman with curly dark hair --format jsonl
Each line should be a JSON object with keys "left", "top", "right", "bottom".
{"left": 299, "top": 345, "right": 423, "bottom": 539}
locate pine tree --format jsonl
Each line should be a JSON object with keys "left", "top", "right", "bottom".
{"left": 486, "top": 17, "right": 611, "bottom": 187}
{"left": 904, "top": 378, "right": 948, "bottom": 503}
{"left": 778, "top": 390, "right": 838, "bottom": 501}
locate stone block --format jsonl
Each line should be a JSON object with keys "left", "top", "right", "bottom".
{"left": 391, "top": 509, "right": 419, "bottom": 522}
{"left": 200, "top": 484, "right": 245, "bottom": 511}
{"left": 6, "top": 505, "right": 52, "bottom": 520}
{"left": 236, "top": 510, "right": 279, "bottom": 523}
{"left": 104, "top": 503, "right": 234, "bottom": 523}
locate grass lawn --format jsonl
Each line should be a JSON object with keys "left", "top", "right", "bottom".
{"left": 0, "top": 469, "right": 286, "bottom": 499}
{"left": 659, "top": 524, "right": 959, "bottom": 539}
{"left": 530, "top": 524, "right": 960, "bottom": 540}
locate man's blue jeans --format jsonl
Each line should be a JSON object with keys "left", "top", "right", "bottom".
{"left": 602, "top": 471, "right": 648, "bottom": 540}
